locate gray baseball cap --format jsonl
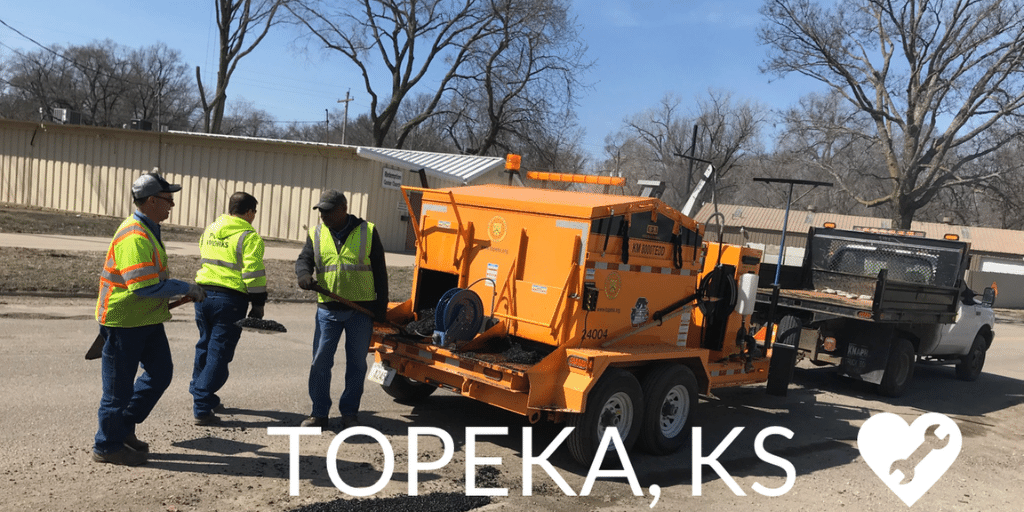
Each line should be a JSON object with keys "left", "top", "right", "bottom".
{"left": 132, "top": 172, "right": 181, "bottom": 200}
{"left": 313, "top": 190, "right": 347, "bottom": 211}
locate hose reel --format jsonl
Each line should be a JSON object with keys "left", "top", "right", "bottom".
{"left": 432, "top": 287, "right": 484, "bottom": 347}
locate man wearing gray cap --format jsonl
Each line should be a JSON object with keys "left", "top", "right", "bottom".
{"left": 295, "top": 189, "right": 389, "bottom": 430}
{"left": 92, "top": 171, "right": 207, "bottom": 466}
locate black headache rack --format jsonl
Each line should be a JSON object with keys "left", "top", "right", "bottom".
{"left": 757, "top": 227, "right": 970, "bottom": 324}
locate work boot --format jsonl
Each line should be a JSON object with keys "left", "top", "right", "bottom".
{"left": 300, "top": 416, "right": 328, "bottom": 429}
{"left": 212, "top": 403, "right": 227, "bottom": 414}
{"left": 194, "top": 412, "right": 220, "bottom": 426}
{"left": 123, "top": 433, "right": 149, "bottom": 453}
{"left": 92, "top": 447, "right": 147, "bottom": 466}
{"left": 341, "top": 415, "right": 360, "bottom": 429}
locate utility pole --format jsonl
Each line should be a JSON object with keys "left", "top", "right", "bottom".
{"left": 324, "top": 109, "right": 329, "bottom": 144}
{"left": 337, "top": 90, "right": 353, "bottom": 144}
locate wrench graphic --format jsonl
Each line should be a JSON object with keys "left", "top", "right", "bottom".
{"left": 888, "top": 423, "right": 950, "bottom": 485}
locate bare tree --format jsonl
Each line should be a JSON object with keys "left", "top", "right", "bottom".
{"left": 219, "top": 98, "right": 279, "bottom": 136}
{"left": 606, "top": 91, "right": 767, "bottom": 210}
{"left": 288, "top": 0, "right": 505, "bottom": 148}
{"left": 442, "top": 0, "right": 591, "bottom": 156}
{"left": 125, "top": 43, "right": 199, "bottom": 130}
{"left": 1, "top": 41, "right": 197, "bottom": 129}
{"left": 289, "top": 0, "right": 590, "bottom": 150}
{"left": 760, "top": 0, "right": 1024, "bottom": 229}
{"left": 197, "top": 0, "right": 286, "bottom": 134}
{"left": 770, "top": 91, "right": 892, "bottom": 215}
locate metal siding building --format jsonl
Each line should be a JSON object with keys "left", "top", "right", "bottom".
{"left": 0, "top": 119, "right": 505, "bottom": 252}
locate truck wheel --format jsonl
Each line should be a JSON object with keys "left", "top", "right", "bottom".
{"left": 955, "top": 333, "right": 987, "bottom": 382}
{"left": 878, "top": 338, "right": 915, "bottom": 397}
{"left": 638, "top": 363, "right": 698, "bottom": 455}
{"left": 766, "top": 315, "right": 801, "bottom": 396}
{"left": 381, "top": 376, "right": 437, "bottom": 402}
{"left": 567, "top": 368, "right": 643, "bottom": 466}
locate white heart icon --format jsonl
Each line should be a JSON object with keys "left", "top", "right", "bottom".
{"left": 857, "top": 412, "right": 962, "bottom": 506}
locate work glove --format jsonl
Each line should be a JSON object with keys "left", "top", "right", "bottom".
{"left": 185, "top": 283, "right": 206, "bottom": 302}
{"left": 297, "top": 274, "right": 316, "bottom": 290}
{"left": 248, "top": 304, "right": 265, "bottom": 319}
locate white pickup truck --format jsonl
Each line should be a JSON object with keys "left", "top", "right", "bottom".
{"left": 754, "top": 226, "right": 996, "bottom": 397}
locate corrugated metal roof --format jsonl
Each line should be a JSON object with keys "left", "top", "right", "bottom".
{"left": 356, "top": 147, "right": 505, "bottom": 184}
{"left": 167, "top": 131, "right": 505, "bottom": 184}
{"left": 694, "top": 203, "right": 1024, "bottom": 256}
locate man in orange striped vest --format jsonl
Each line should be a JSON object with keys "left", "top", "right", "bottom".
{"left": 92, "top": 172, "right": 206, "bottom": 466}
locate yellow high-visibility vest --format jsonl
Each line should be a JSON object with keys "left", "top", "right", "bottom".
{"left": 95, "top": 216, "right": 171, "bottom": 327}
{"left": 310, "top": 221, "right": 376, "bottom": 303}
{"left": 195, "top": 214, "right": 267, "bottom": 295}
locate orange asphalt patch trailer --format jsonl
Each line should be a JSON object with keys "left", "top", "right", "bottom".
{"left": 369, "top": 182, "right": 771, "bottom": 465}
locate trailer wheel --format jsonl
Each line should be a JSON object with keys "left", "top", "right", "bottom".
{"left": 381, "top": 376, "right": 437, "bottom": 403}
{"left": 567, "top": 368, "right": 643, "bottom": 466}
{"left": 766, "top": 315, "right": 801, "bottom": 396}
{"left": 879, "top": 338, "right": 915, "bottom": 397}
{"left": 638, "top": 363, "right": 698, "bottom": 455}
{"left": 955, "top": 333, "right": 987, "bottom": 382}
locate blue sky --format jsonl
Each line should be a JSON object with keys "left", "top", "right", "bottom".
{"left": 0, "top": 0, "right": 825, "bottom": 160}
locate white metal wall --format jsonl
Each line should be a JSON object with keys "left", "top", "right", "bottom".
{"left": 0, "top": 119, "right": 483, "bottom": 252}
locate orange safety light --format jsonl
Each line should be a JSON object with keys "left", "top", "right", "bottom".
{"left": 526, "top": 171, "right": 626, "bottom": 186}
{"left": 823, "top": 222, "right": 837, "bottom": 229}
{"left": 505, "top": 154, "right": 522, "bottom": 171}
{"left": 943, "top": 233, "right": 960, "bottom": 240}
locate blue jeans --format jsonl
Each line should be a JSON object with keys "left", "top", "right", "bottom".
{"left": 190, "top": 290, "right": 248, "bottom": 417}
{"left": 308, "top": 307, "right": 373, "bottom": 417}
{"left": 94, "top": 323, "right": 173, "bottom": 454}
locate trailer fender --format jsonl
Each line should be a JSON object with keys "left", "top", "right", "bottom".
{"left": 527, "top": 346, "right": 712, "bottom": 413}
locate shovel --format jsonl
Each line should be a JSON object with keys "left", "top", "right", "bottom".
{"left": 309, "top": 283, "right": 412, "bottom": 336}
{"left": 84, "top": 296, "right": 193, "bottom": 360}
{"left": 235, "top": 316, "right": 288, "bottom": 334}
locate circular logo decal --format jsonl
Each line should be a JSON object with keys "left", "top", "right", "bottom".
{"left": 605, "top": 271, "right": 622, "bottom": 300}
{"left": 488, "top": 215, "right": 508, "bottom": 242}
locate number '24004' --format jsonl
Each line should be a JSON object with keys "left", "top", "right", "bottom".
{"left": 581, "top": 328, "right": 608, "bottom": 340}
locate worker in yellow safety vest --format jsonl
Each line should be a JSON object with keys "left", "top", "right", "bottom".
{"left": 189, "top": 191, "right": 268, "bottom": 425}
{"left": 295, "top": 189, "right": 389, "bottom": 430}
{"left": 93, "top": 171, "right": 207, "bottom": 467}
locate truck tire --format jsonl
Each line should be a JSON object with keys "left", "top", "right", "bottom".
{"left": 878, "top": 338, "right": 915, "bottom": 397}
{"left": 381, "top": 376, "right": 437, "bottom": 402}
{"left": 567, "top": 368, "right": 643, "bottom": 466}
{"left": 638, "top": 363, "right": 698, "bottom": 455}
{"left": 955, "top": 333, "right": 987, "bottom": 382}
{"left": 766, "top": 315, "right": 801, "bottom": 396}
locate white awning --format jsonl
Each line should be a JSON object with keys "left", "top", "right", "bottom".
{"left": 356, "top": 147, "right": 504, "bottom": 184}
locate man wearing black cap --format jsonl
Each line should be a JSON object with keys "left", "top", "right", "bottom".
{"left": 295, "top": 189, "right": 389, "bottom": 430}
{"left": 92, "top": 171, "right": 207, "bottom": 466}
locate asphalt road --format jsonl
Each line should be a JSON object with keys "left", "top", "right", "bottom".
{"left": 1, "top": 296, "right": 1022, "bottom": 511}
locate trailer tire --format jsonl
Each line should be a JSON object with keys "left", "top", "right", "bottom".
{"left": 638, "top": 363, "right": 697, "bottom": 455}
{"left": 955, "top": 333, "right": 987, "bottom": 382}
{"left": 381, "top": 376, "right": 437, "bottom": 403}
{"left": 766, "top": 315, "right": 801, "bottom": 396}
{"left": 567, "top": 368, "right": 643, "bottom": 466}
{"left": 878, "top": 338, "right": 915, "bottom": 397}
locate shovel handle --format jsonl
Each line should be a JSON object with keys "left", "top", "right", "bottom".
{"left": 309, "top": 283, "right": 377, "bottom": 318}
{"left": 308, "top": 284, "right": 412, "bottom": 335}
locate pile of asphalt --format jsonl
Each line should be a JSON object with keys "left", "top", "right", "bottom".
{"left": 405, "top": 308, "right": 436, "bottom": 336}
{"left": 289, "top": 492, "right": 491, "bottom": 512}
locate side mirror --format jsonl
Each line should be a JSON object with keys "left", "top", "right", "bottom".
{"left": 982, "top": 287, "right": 996, "bottom": 307}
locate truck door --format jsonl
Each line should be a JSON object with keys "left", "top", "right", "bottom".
{"left": 932, "top": 297, "right": 985, "bottom": 356}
